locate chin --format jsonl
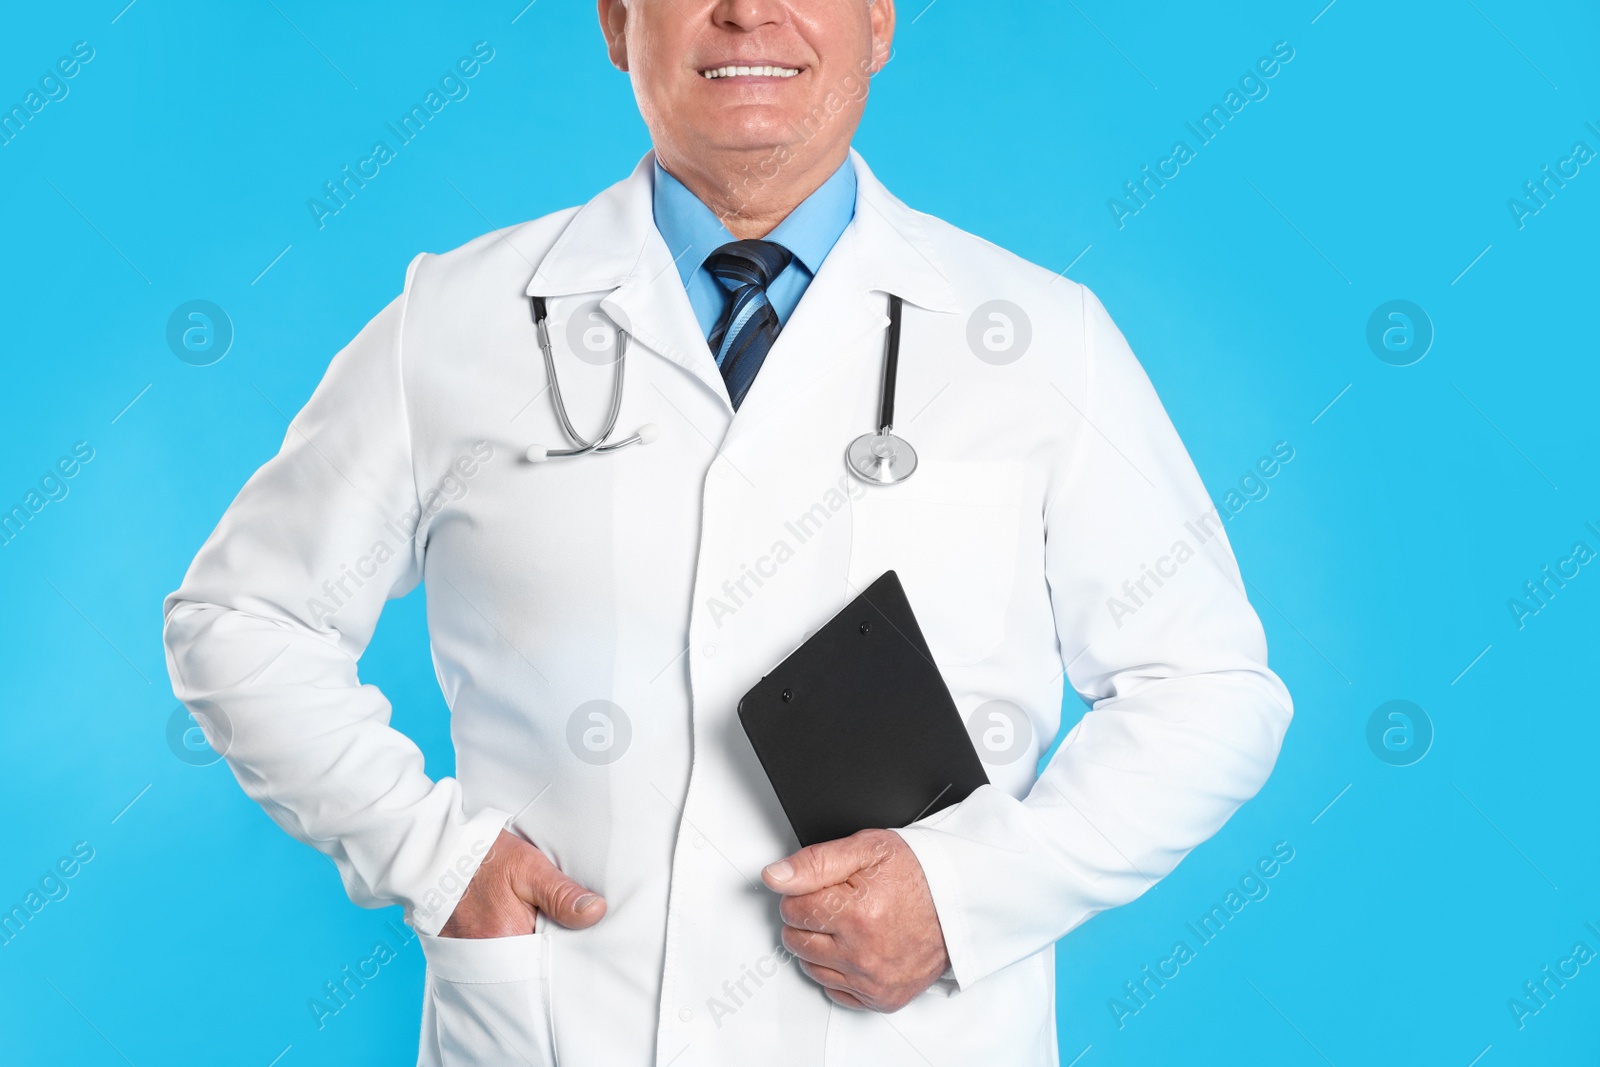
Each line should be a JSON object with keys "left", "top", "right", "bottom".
{"left": 699, "top": 108, "right": 809, "bottom": 152}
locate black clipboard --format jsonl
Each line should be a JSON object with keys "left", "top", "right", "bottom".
{"left": 737, "top": 571, "right": 989, "bottom": 848}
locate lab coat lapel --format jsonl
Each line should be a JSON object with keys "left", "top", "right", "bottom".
{"left": 525, "top": 153, "right": 731, "bottom": 412}
{"left": 722, "top": 150, "right": 963, "bottom": 450}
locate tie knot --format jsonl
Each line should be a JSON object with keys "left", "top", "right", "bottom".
{"left": 706, "top": 239, "right": 793, "bottom": 293}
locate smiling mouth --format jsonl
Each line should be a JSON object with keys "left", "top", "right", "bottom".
{"left": 699, "top": 64, "right": 802, "bottom": 80}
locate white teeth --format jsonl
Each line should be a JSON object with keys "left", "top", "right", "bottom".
{"left": 701, "top": 65, "right": 801, "bottom": 79}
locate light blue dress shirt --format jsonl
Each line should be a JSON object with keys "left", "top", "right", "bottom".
{"left": 652, "top": 159, "right": 857, "bottom": 342}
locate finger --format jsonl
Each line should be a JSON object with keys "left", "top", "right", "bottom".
{"left": 780, "top": 925, "right": 844, "bottom": 970}
{"left": 763, "top": 830, "right": 889, "bottom": 896}
{"left": 779, "top": 886, "right": 862, "bottom": 934}
{"left": 510, "top": 844, "right": 607, "bottom": 929}
{"left": 823, "top": 987, "right": 870, "bottom": 1011}
{"left": 797, "top": 959, "right": 866, "bottom": 1004}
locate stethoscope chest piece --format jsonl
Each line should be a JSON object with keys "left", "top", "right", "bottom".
{"left": 845, "top": 293, "right": 917, "bottom": 486}
{"left": 846, "top": 431, "right": 917, "bottom": 485}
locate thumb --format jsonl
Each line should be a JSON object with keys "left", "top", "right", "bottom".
{"left": 762, "top": 830, "right": 890, "bottom": 896}
{"left": 511, "top": 844, "right": 607, "bottom": 929}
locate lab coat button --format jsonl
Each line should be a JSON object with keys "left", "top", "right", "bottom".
{"left": 679, "top": 1007, "right": 694, "bottom": 1022}
{"left": 703, "top": 644, "right": 716, "bottom": 658}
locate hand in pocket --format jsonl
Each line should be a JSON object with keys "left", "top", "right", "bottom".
{"left": 439, "top": 829, "right": 607, "bottom": 938}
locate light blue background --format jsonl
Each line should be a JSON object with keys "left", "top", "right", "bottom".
{"left": 2, "top": 1, "right": 1597, "bottom": 1064}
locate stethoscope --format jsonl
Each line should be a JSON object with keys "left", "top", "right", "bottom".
{"left": 844, "top": 294, "right": 917, "bottom": 485}
{"left": 523, "top": 293, "right": 917, "bottom": 486}
{"left": 523, "top": 296, "right": 659, "bottom": 463}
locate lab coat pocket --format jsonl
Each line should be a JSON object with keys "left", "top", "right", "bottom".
{"left": 419, "top": 932, "right": 555, "bottom": 1067}
{"left": 848, "top": 460, "right": 1024, "bottom": 667}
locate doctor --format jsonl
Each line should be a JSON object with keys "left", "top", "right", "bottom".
{"left": 164, "top": 0, "right": 1293, "bottom": 1063}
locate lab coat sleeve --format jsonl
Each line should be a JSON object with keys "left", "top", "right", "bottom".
{"left": 894, "top": 285, "right": 1293, "bottom": 989}
{"left": 161, "top": 257, "right": 512, "bottom": 936}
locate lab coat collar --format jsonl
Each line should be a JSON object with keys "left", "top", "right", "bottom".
{"left": 526, "top": 152, "right": 659, "bottom": 299}
{"left": 523, "top": 149, "right": 960, "bottom": 414}
{"left": 527, "top": 153, "right": 728, "bottom": 405}
{"left": 525, "top": 150, "right": 957, "bottom": 308}
{"left": 843, "top": 148, "right": 960, "bottom": 316}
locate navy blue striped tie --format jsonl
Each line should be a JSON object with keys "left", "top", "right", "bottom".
{"left": 706, "top": 239, "right": 793, "bottom": 410}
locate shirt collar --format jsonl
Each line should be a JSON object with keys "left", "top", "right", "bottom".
{"left": 652, "top": 158, "right": 857, "bottom": 285}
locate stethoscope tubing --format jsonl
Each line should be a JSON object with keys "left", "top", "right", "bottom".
{"left": 528, "top": 291, "right": 915, "bottom": 482}
{"left": 530, "top": 296, "right": 641, "bottom": 458}
{"left": 878, "top": 294, "right": 903, "bottom": 434}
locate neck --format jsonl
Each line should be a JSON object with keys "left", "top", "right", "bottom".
{"left": 656, "top": 144, "right": 851, "bottom": 240}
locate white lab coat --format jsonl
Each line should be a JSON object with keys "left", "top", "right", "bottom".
{"left": 163, "top": 151, "right": 1292, "bottom": 1066}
